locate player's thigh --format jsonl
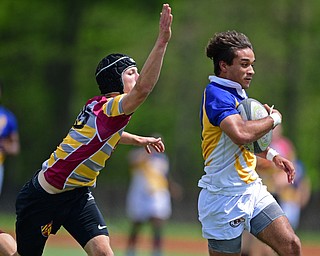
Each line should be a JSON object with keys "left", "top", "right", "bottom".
{"left": 63, "top": 192, "right": 109, "bottom": 248}
{"left": 15, "top": 179, "right": 54, "bottom": 256}
{"left": 256, "top": 215, "right": 295, "bottom": 249}
{"left": 84, "top": 235, "right": 114, "bottom": 256}
{"left": 207, "top": 236, "right": 242, "bottom": 256}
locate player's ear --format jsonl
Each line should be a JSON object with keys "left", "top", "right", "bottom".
{"left": 219, "top": 61, "right": 228, "bottom": 73}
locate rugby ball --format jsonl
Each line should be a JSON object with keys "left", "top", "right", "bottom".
{"left": 237, "top": 98, "right": 272, "bottom": 153}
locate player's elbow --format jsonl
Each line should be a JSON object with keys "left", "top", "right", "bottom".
{"left": 136, "top": 82, "right": 153, "bottom": 96}
{"left": 229, "top": 131, "right": 252, "bottom": 145}
{"left": 122, "top": 89, "right": 150, "bottom": 115}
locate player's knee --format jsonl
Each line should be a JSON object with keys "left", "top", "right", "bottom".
{"left": 85, "top": 235, "right": 115, "bottom": 256}
{"left": 0, "top": 232, "right": 17, "bottom": 256}
{"left": 88, "top": 249, "right": 114, "bottom": 256}
{"left": 283, "top": 234, "right": 301, "bottom": 255}
{"left": 289, "top": 234, "right": 301, "bottom": 254}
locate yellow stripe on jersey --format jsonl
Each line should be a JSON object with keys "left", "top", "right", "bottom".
{"left": 66, "top": 177, "right": 96, "bottom": 187}
{"left": 201, "top": 91, "right": 223, "bottom": 165}
{"left": 90, "top": 150, "right": 109, "bottom": 166}
{"left": 0, "top": 152, "right": 5, "bottom": 165}
{"left": 140, "top": 162, "right": 168, "bottom": 192}
{"left": 76, "top": 124, "right": 96, "bottom": 139}
{"left": 235, "top": 147, "right": 257, "bottom": 183}
{"left": 47, "top": 153, "right": 56, "bottom": 166}
{"left": 107, "top": 132, "right": 121, "bottom": 147}
{"left": 104, "top": 94, "right": 125, "bottom": 117}
{"left": 74, "top": 164, "right": 100, "bottom": 180}
{"left": 202, "top": 109, "right": 222, "bottom": 164}
{"left": 55, "top": 147, "right": 69, "bottom": 159}
{"left": 63, "top": 134, "right": 82, "bottom": 149}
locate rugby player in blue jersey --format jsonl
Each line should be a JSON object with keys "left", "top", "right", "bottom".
{"left": 0, "top": 83, "right": 20, "bottom": 196}
{"left": 14, "top": 4, "right": 172, "bottom": 256}
{"left": 0, "top": 82, "right": 20, "bottom": 256}
{"left": 198, "top": 31, "right": 301, "bottom": 256}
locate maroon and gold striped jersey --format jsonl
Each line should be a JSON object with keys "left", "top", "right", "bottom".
{"left": 42, "top": 94, "right": 131, "bottom": 190}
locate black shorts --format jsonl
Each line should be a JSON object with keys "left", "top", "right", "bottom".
{"left": 15, "top": 172, "right": 109, "bottom": 256}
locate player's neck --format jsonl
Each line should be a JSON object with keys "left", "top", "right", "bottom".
{"left": 104, "top": 92, "right": 121, "bottom": 98}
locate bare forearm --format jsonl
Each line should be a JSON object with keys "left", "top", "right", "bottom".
{"left": 119, "top": 132, "right": 141, "bottom": 146}
{"left": 122, "top": 41, "right": 169, "bottom": 115}
{"left": 120, "top": 132, "right": 165, "bottom": 153}
{"left": 238, "top": 117, "right": 274, "bottom": 144}
{"left": 122, "top": 4, "right": 172, "bottom": 115}
{"left": 221, "top": 115, "right": 274, "bottom": 145}
{"left": 135, "top": 42, "right": 168, "bottom": 94}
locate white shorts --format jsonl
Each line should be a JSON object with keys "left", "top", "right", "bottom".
{"left": 198, "top": 181, "right": 277, "bottom": 240}
{"left": 126, "top": 189, "right": 171, "bottom": 222}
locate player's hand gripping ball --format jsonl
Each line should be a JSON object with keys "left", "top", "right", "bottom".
{"left": 237, "top": 98, "right": 272, "bottom": 153}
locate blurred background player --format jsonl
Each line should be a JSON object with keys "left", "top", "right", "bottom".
{"left": 126, "top": 140, "right": 182, "bottom": 256}
{"left": 0, "top": 82, "right": 19, "bottom": 256}
{"left": 0, "top": 82, "right": 20, "bottom": 196}
{"left": 241, "top": 124, "right": 311, "bottom": 255}
{"left": 260, "top": 125, "right": 311, "bottom": 230}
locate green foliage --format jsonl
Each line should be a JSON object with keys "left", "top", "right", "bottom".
{"left": 0, "top": 0, "right": 319, "bottom": 194}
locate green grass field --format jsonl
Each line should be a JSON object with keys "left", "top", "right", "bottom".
{"left": 1, "top": 212, "right": 319, "bottom": 256}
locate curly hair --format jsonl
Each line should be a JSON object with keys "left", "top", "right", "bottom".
{"left": 206, "top": 30, "right": 253, "bottom": 75}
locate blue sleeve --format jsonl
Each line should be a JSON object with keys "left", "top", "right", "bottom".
{"left": 204, "top": 85, "right": 239, "bottom": 126}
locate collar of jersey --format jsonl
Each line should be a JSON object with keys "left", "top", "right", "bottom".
{"left": 208, "top": 76, "right": 247, "bottom": 98}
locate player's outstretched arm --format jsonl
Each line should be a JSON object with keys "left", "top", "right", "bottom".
{"left": 122, "top": 4, "right": 173, "bottom": 115}
{"left": 257, "top": 148, "right": 296, "bottom": 184}
{"left": 273, "top": 155, "right": 295, "bottom": 184}
{"left": 120, "top": 131, "right": 165, "bottom": 153}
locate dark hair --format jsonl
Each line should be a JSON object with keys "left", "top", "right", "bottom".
{"left": 95, "top": 53, "right": 136, "bottom": 94}
{"left": 206, "top": 30, "right": 253, "bottom": 75}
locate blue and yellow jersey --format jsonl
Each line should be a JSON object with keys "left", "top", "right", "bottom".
{"left": 129, "top": 148, "right": 169, "bottom": 193}
{"left": 0, "top": 106, "right": 19, "bottom": 164}
{"left": 198, "top": 76, "right": 259, "bottom": 194}
{"left": 42, "top": 94, "right": 131, "bottom": 190}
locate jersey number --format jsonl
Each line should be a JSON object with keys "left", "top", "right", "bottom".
{"left": 73, "top": 107, "right": 90, "bottom": 129}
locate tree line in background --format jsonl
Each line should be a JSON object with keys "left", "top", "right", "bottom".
{"left": 0, "top": 0, "right": 319, "bottom": 199}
